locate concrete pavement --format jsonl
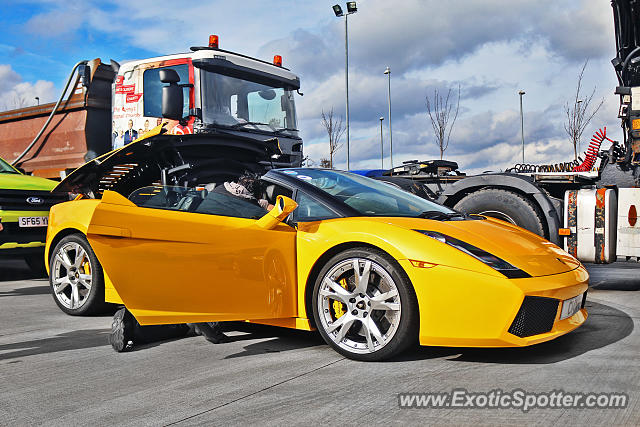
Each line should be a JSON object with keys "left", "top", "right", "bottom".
{"left": 0, "top": 257, "right": 638, "bottom": 425}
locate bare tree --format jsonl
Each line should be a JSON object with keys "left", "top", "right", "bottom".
{"left": 321, "top": 108, "right": 345, "bottom": 168}
{"left": 319, "top": 158, "right": 331, "bottom": 168}
{"left": 564, "top": 60, "right": 605, "bottom": 160}
{"left": 426, "top": 85, "right": 460, "bottom": 159}
{"left": 0, "top": 95, "right": 28, "bottom": 112}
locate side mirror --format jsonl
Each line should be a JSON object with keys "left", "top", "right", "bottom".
{"left": 159, "top": 69, "right": 180, "bottom": 83}
{"left": 258, "top": 89, "right": 276, "bottom": 100}
{"left": 161, "top": 69, "right": 183, "bottom": 120}
{"left": 256, "top": 195, "right": 298, "bottom": 229}
{"left": 78, "top": 64, "right": 91, "bottom": 87}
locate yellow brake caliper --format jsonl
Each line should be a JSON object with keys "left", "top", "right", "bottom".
{"left": 82, "top": 257, "right": 91, "bottom": 275}
{"left": 332, "top": 278, "right": 348, "bottom": 319}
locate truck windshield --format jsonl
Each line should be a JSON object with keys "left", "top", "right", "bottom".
{"left": 200, "top": 70, "right": 298, "bottom": 137}
{"left": 0, "top": 157, "right": 18, "bottom": 173}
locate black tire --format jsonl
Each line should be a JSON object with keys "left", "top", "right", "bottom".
{"left": 312, "top": 247, "right": 419, "bottom": 361}
{"left": 48, "top": 233, "right": 110, "bottom": 316}
{"left": 24, "top": 253, "right": 47, "bottom": 277}
{"left": 453, "top": 188, "right": 546, "bottom": 238}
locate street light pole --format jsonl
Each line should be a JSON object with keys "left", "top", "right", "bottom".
{"left": 344, "top": 13, "right": 350, "bottom": 170}
{"left": 333, "top": 3, "right": 357, "bottom": 171}
{"left": 35, "top": 97, "right": 39, "bottom": 106}
{"left": 384, "top": 67, "right": 393, "bottom": 168}
{"left": 379, "top": 117, "right": 384, "bottom": 169}
{"left": 518, "top": 90, "right": 525, "bottom": 163}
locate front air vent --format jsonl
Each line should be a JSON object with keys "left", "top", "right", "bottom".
{"left": 508, "top": 296, "right": 559, "bottom": 338}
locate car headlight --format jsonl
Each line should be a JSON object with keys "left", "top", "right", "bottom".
{"left": 414, "top": 230, "right": 530, "bottom": 279}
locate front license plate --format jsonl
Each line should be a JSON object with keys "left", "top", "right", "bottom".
{"left": 18, "top": 216, "right": 48, "bottom": 228}
{"left": 560, "top": 293, "right": 583, "bottom": 320}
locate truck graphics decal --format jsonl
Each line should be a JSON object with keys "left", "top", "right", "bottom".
{"left": 567, "top": 190, "right": 578, "bottom": 257}
{"left": 594, "top": 188, "right": 607, "bottom": 263}
{"left": 112, "top": 58, "right": 194, "bottom": 150}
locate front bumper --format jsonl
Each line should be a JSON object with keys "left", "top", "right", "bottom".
{"left": 398, "top": 260, "right": 589, "bottom": 348}
{"left": 0, "top": 211, "right": 49, "bottom": 256}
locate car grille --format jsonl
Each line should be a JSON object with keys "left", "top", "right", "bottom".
{"left": 508, "top": 296, "right": 559, "bottom": 338}
{"left": 0, "top": 189, "right": 67, "bottom": 211}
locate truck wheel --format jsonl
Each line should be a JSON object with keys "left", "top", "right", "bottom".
{"left": 49, "top": 234, "right": 110, "bottom": 315}
{"left": 453, "top": 188, "right": 546, "bottom": 237}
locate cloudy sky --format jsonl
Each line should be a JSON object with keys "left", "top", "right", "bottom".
{"left": 0, "top": 0, "right": 621, "bottom": 173}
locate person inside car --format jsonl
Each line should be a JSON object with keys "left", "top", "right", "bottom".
{"left": 210, "top": 172, "right": 274, "bottom": 211}
{"left": 189, "top": 172, "right": 274, "bottom": 344}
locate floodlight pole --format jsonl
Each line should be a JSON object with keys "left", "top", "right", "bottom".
{"left": 379, "top": 117, "right": 384, "bottom": 169}
{"left": 385, "top": 67, "right": 393, "bottom": 168}
{"left": 519, "top": 90, "right": 525, "bottom": 163}
{"left": 345, "top": 13, "right": 350, "bottom": 170}
{"left": 333, "top": 3, "right": 357, "bottom": 170}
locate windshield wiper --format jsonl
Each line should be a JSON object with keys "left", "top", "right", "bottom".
{"left": 230, "top": 121, "right": 272, "bottom": 129}
{"left": 273, "top": 128, "right": 298, "bottom": 135}
{"left": 0, "top": 170, "right": 19, "bottom": 174}
{"left": 418, "top": 210, "right": 466, "bottom": 220}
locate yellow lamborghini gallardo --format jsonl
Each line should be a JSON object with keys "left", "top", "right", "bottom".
{"left": 46, "top": 158, "right": 587, "bottom": 361}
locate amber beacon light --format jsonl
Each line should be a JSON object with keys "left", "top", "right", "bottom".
{"left": 208, "top": 35, "right": 219, "bottom": 49}
{"left": 273, "top": 55, "right": 283, "bottom": 67}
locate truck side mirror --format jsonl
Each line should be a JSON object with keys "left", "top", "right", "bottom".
{"left": 256, "top": 195, "right": 298, "bottom": 229}
{"left": 159, "top": 69, "right": 180, "bottom": 84}
{"left": 78, "top": 64, "right": 91, "bottom": 87}
{"left": 160, "top": 69, "right": 183, "bottom": 120}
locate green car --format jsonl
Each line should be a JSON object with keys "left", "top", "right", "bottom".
{"left": 0, "top": 156, "right": 67, "bottom": 271}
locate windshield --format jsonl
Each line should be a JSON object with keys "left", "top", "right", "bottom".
{"left": 200, "top": 69, "right": 298, "bottom": 136}
{"left": 282, "top": 169, "right": 457, "bottom": 217}
{"left": 0, "top": 157, "right": 18, "bottom": 173}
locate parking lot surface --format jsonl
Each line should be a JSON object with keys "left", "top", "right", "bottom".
{"left": 1, "top": 258, "right": 639, "bottom": 425}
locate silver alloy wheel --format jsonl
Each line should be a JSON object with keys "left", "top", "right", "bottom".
{"left": 317, "top": 257, "right": 402, "bottom": 354}
{"left": 51, "top": 241, "right": 93, "bottom": 310}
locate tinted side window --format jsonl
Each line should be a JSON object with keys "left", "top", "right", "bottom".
{"left": 195, "top": 192, "right": 266, "bottom": 219}
{"left": 294, "top": 192, "right": 338, "bottom": 222}
{"left": 129, "top": 186, "right": 266, "bottom": 219}
{"left": 143, "top": 64, "right": 190, "bottom": 118}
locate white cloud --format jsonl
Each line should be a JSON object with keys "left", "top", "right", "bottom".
{"left": 0, "top": 65, "right": 55, "bottom": 110}
{"left": 8, "top": 0, "right": 624, "bottom": 174}
{"left": 25, "top": 9, "right": 83, "bottom": 37}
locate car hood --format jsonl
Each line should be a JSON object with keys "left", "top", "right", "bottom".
{"left": 0, "top": 172, "right": 57, "bottom": 191}
{"left": 380, "top": 216, "right": 580, "bottom": 277}
{"left": 54, "top": 130, "right": 283, "bottom": 197}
